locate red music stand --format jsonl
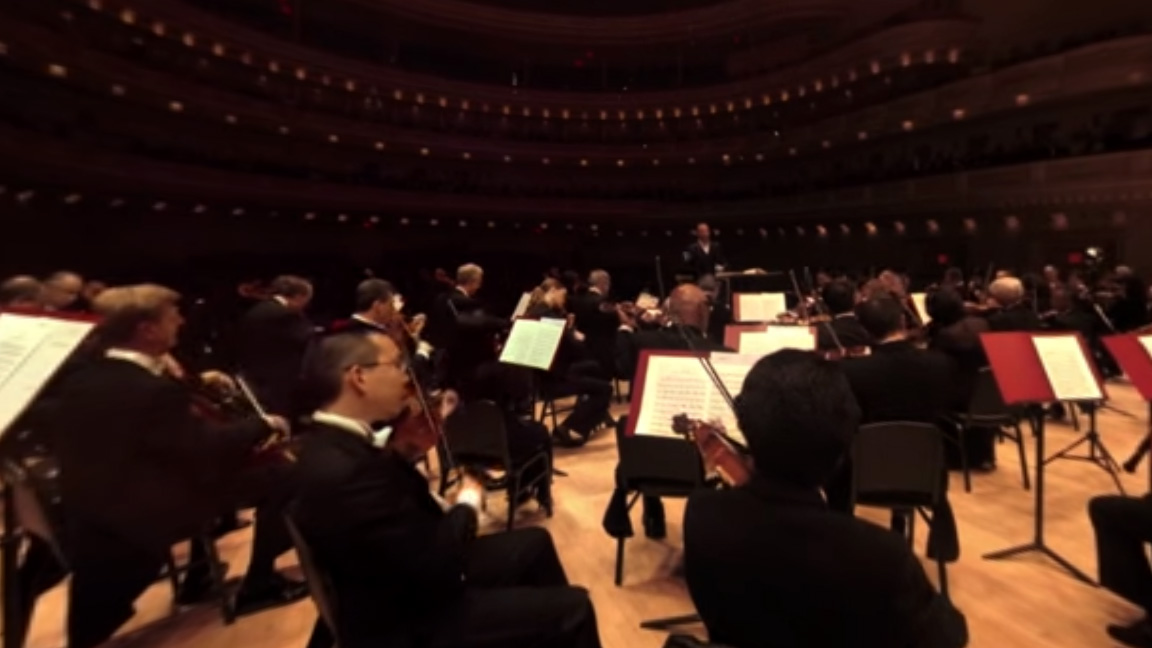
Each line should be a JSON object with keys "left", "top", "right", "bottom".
{"left": 979, "top": 331, "right": 1108, "bottom": 585}
{"left": 1103, "top": 334, "right": 1152, "bottom": 490}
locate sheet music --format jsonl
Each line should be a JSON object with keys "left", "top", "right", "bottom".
{"left": 738, "top": 326, "right": 815, "bottom": 356}
{"left": 1032, "top": 335, "right": 1103, "bottom": 401}
{"left": 910, "top": 293, "right": 931, "bottom": 324}
{"left": 735, "top": 293, "right": 786, "bottom": 322}
{"left": 499, "top": 318, "right": 565, "bottom": 370}
{"left": 0, "top": 316, "right": 94, "bottom": 437}
{"left": 1139, "top": 335, "right": 1152, "bottom": 362}
{"left": 632, "top": 352, "right": 751, "bottom": 443}
{"left": 635, "top": 292, "right": 659, "bottom": 310}
{"left": 510, "top": 292, "right": 532, "bottom": 320}
{"left": 0, "top": 314, "right": 51, "bottom": 389}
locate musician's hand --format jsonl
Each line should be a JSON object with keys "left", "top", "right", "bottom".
{"left": 573, "top": 330, "right": 586, "bottom": 342}
{"left": 263, "top": 415, "right": 290, "bottom": 437}
{"left": 160, "top": 354, "right": 187, "bottom": 379}
{"left": 199, "top": 370, "right": 237, "bottom": 394}
{"left": 616, "top": 305, "right": 637, "bottom": 328}
{"left": 455, "top": 473, "right": 486, "bottom": 511}
{"left": 438, "top": 389, "right": 460, "bottom": 420}
{"left": 410, "top": 313, "right": 427, "bottom": 335}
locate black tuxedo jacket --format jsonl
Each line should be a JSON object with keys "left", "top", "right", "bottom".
{"left": 48, "top": 358, "right": 270, "bottom": 549}
{"left": 929, "top": 317, "right": 990, "bottom": 409}
{"left": 236, "top": 299, "right": 314, "bottom": 412}
{"left": 292, "top": 422, "right": 478, "bottom": 646}
{"left": 841, "top": 341, "right": 956, "bottom": 424}
{"left": 816, "top": 315, "right": 873, "bottom": 352}
{"left": 685, "top": 475, "right": 967, "bottom": 648}
{"left": 614, "top": 324, "right": 728, "bottom": 382}
{"left": 425, "top": 290, "right": 506, "bottom": 376}
{"left": 569, "top": 290, "right": 619, "bottom": 374}
{"left": 683, "top": 241, "right": 727, "bottom": 279}
{"left": 984, "top": 305, "right": 1043, "bottom": 332}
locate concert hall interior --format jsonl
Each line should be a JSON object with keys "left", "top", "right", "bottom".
{"left": 4, "top": 0, "right": 1152, "bottom": 647}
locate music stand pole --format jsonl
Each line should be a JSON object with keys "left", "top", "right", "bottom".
{"left": 982, "top": 408, "right": 1097, "bottom": 585}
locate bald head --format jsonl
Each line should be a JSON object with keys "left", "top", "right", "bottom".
{"left": 989, "top": 277, "right": 1024, "bottom": 307}
{"left": 43, "top": 271, "right": 83, "bottom": 310}
{"left": 0, "top": 275, "right": 44, "bottom": 308}
{"left": 668, "top": 284, "right": 710, "bottom": 331}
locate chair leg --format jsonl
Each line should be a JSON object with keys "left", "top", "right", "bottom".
{"left": 506, "top": 475, "right": 520, "bottom": 532}
{"left": 937, "top": 558, "right": 950, "bottom": 599}
{"left": 957, "top": 428, "right": 971, "bottom": 493}
{"left": 199, "top": 535, "right": 235, "bottom": 625}
{"left": 1014, "top": 424, "right": 1031, "bottom": 491}
{"left": 614, "top": 536, "right": 626, "bottom": 587}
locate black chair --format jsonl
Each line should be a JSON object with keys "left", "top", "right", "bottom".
{"left": 443, "top": 400, "right": 552, "bottom": 531}
{"left": 850, "top": 421, "right": 952, "bottom": 597}
{"left": 614, "top": 426, "right": 706, "bottom": 586}
{"left": 535, "top": 372, "right": 579, "bottom": 432}
{"left": 4, "top": 458, "right": 68, "bottom": 568}
{"left": 162, "top": 531, "right": 235, "bottom": 624}
{"left": 946, "top": 368, "right": 1030, "bottom": 492}
{"left": 285, "top": 513, "right": 342, "bottom": 648}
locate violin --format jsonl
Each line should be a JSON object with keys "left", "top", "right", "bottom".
{"left": 671, "top": 414, "right": 752, "bottom": 487}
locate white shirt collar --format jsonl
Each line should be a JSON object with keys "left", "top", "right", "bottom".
{"left": 273, "top": 295, "right": 288, "bottom": 306}
{"left": 352, "top": 314, "right": 385, "bottom": 329}
{"left": 589, "top": 286, "right": 603, "bottom": 295}
{"left": 834, "top": 312, "right": 857, "bottom": 319}
{"left": 455, "top": 286, "right": 469, "bottom": 296}
{"left": 312, "top": 411, "right": 391, "bottom": 447}
{"left": 105, "top": 348, "right": 167, "bottom": 375}
{"left": 699, "top": 241, "right": 710, "bottom": 254}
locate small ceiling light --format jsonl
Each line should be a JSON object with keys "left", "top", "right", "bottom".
{"left": 278, "top": 125, "right": 290, "bottom": 135}
{"left": 337, "top": 214, "right": 348, "bottom": 223}
{"left": 393, "top": 89, "right": 403, "bottom": 100}
{"left": 902, "top": 120, "right": 915, "bottom": 131}
{"left": 232, "top": 208, "right": 245, "bottom": 216}
{"left": 952, "top": 108, "right": 966, "bottom": 120}
{"left": 924, "top": 49, "right": 936, "bottom": 64}
{"left": 926, "top": 219, "right": 939, "bottom": 234}
{"left": 400, "top": 217, "right": 410, "bottom": 225}
{"left": 429, "top": 218, "right": 439, "bottom": 226}
{"left": 821, "top": 140, "right": 831, "bottom": 149}
{"left": 193, "top": 204, "right": 207, "bottom": 213}
{"left": 374, "top": 141, "right": 385, "bottom": 150}
{"left": 754, "top": 153, "right": 764, "bottom": 161}
{"left": 328, "top": 134, "right": 339, "bottom": 143}
{"left": 616, "top": 159, "right": 625, "bottom": 167}
{"left": 345, "top": 80, "right": 357, "bottom": 92}
{"left": 503, "top": 155, "right": 512, "bottom": 163}
{"left": 721, "top": 154, "right": 731, "bottom": 164}
{"left": 760, "top": 94, "right": 771, "bottom": 106}
{"left": 893, "top": 221, "right": 905, "bottom": 234}
{"left": 900, "top": 52, "right": 912, "bottom": 67}
{"left": 151, "top": 21, "right": 165, "bottom": 36}
{"left": 542, "top": 157, "right": 550, "bottom": 165}
{"left": 47, "top": 64, "right": 67, "bottom": 78}
{"left": 268, "top": 60, "right": 279, "bottom": 72}
{"left": 295, "top": 67, "right": 307, "bottom": 80}
{"left": 304, "top": 212, "right": 316, "bottom": 220}
{"left": 212, "top": 43, "right": 224, "bottom": 56}
{"left": 63, "top": 193, "right": 81, "bottom": 204}
{"left": 687, "top": 157, "right": 696, "bottom": 165}
{"left": 108, "top": 197, "right": 123, "bottom": 207}
{"left": 462, "top": 100, "right": 471, "bottom": 110}
{"left": 947, "top": 48, "right": 961, "bottom": 63}
{"left": 181, "top": 33, "right": 196, "bottom": 47}
{"left": 579, "top": 159, "right": 588, "bottom": 167}
{"left": 1015, "top": 93, "right": 1030, "bottom": 107}
{"left": 780, "top": 90, "right": 790, "bottom": 102}
{"left": 16, "top": 190, "right": 35, "bottom": 203}
{"left": 870, "top": 60, "right": 881, "bottom": 74}
{"left": 119, "top": 8, "right": 135, "bottom": 24}
{"left": 461, "top": 152, "right": 471, "bottom": 160}
{"left": 88, "top": 0, "right": 102, "bottom": 9}
{"left": 652, "top": 158, "right": 660, "bottom": 166}
{"left": 224, "top": 114, "right": 237, "bottom": 124}
{"left": 419, "top": 147, "right": 430, "bottom": 156}
{"left": 487, "top": 221, "right": 495, "bottom": 228}
{"left": 153, "top": 201, "right": 167, "bottom": 211}
{"left": 168, "top": 101, "right": 183, "bottom": 113}
{"left": 857, "top": 131, "right": 868, "bottom": 141}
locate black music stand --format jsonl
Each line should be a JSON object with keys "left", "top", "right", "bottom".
{"left": 1043, "top": 402, "right": 1125, "bottom": 495}
{"left": 1102, "top": 335, "right": 1152, "bottom": 492}
{"left": 979, "top": 332, "right": 1105, "bottom": 585}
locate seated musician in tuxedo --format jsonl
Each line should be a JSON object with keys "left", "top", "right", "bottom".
{"left": 1089, "top": 493, "right": 1152, "bottom": 647}
{"left": 830, "top": 296, "right": 960, "bottom": 562}
{"left": 31, "top": 284, "right": 305, "bottom": 648}
{"left": 425, "top": 263, "right": 508, "bottom": 398}
{"left": 816, "top": 278, "right": 872, "bottom": 352}
{"left": 604, "top": 283, "right": 728, "bottom": 539}
{"left": 569, "top": 269, "right": 620, "bottom": 380}
{"left": 236, "top": 274, "right": 315, "bottom": 415}
{"left": 333, "top": 278, "right": 434, "bottom": 387}
{"left": 0, "top": 274, "right": 44, "bottom": 308}
{"left": 684, "top": 350, "right": 968, "bottom": 648}
{"left": 985, "top": 276, "right": 1043, "bottom": 332}
{"left": 683, "top": 222, "right": 727, "bottom": 281}
{"left": 292, "top": 331, "right": 602, "bottom": 648}
{"left": 926, "top": 288, "right": 995, "bottom": 468}
{"left": 526, "top": 278, "right": 612, "bottom": 446}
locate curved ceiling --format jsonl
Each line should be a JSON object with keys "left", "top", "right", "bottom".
{"left": 459, "top": 0, "right": 729, "bottom": 17}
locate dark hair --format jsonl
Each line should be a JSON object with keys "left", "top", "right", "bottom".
{"left": 927, "top": 288, "right": 965, "bottom": 327}
{"left": 270, "top": 275, "right": 312, "bottom": 298}
{"left": 302, "top": 331, "right": 386, "bottom": 409}
{"left": 735, "top": 350, "right": 860, "bottom": 488}
{"left": 354, "top": 279, "right": 395, "bottom": 313}
{"left": 856, "top": 295, "right": 905, "bottom": 339}
{"left": 943, "top": 267, "right": 963, "bottom": 285}
{"left": 820, "top": 279, "right": 856, "bottom": 315}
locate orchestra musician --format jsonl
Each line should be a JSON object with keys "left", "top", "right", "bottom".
{"left": 42, "top": 270, "right": 85, "bottom": 312}
{"left": 526, "top": 278, "right": 613, "bottom": 447}
{"left": 604, "top": 284, "right": 727, "bottom": 540}
{"left": 815, "top": 279, "right": 873, "bottom": 352}
{"left": 21, "top": 284, "right": 305, "bottom": 648}
{"left": 682, "top": 222, "right": 727, "bottom": 281}
{"left": 568, "top": 269, "right": 620, "bottom": 381}
{"left": 1089, "top": 492, "right": 1152, "bottom": 647}
{"left": 424, "top": 263, "right": 508, "bottom": 398}
{"left": 236, "top": 275, "right": 316, "bottom": 416}
{"left": 828, "top": 296, "right": 960, "bottom": 562}
{"left": 291, "top": 332, "right": 602, "bottom": 648}
{"left": 684, "top": 350, "right": 967, "bottom": 648}
{"left": 334, "top": 278, "right": 434, "bottom": 387}
{"left": 985, "top": 276, "right": 1043, "bottom": 332}
{"left": 0, "top": 274, "right": 44, "bottom": 308}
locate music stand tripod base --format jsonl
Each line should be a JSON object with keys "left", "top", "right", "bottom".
{"left": 981, "top": 411, "right": 1098, "bottom": 586}
{"left": 1041, "top": 403, "right": 1126, "bottom": 496}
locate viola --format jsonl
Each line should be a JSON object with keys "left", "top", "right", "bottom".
{"left": 671, "top": 414, "right": 752, "bottom": 487}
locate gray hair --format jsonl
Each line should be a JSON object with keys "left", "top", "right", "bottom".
{"left": 588, "top": 269, "right": 610, "bottom": 287}
{"left": 304, "top": 332, "right": 386, "bottom": 407}
{"left": 0, "top": 275, "right": 43, "bottom": 307}
{"left": 270, "top": 275, "right": 312, "bottom": 298}
{"left": 989, "top": 277, "right": 1024, "bottom": 306}
{"left": 457, "top": 263, "right": 483, "bottom": 286}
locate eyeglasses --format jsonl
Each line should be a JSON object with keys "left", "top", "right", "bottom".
{"left": 347, "top": 356, "right": 409, "bottom": 374}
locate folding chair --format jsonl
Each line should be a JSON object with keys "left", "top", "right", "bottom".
{"left": 946, "top": 368, "right": 1030, "bottom": 492}
{"left": 535, "top": 372, "right": 579, "bottom": 431}
{"left": 443, "top": 400, "right": 552, "bottom": 530}
{"left": 851, "top": 422, "right": 953, "bottom": 597}
{"left": 285, "top": 514, "right": 342, "bottom": 648}
{"left": 613, "top": 422, "right": 705, "bottom": 586}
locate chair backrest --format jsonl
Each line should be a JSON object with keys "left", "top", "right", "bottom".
{"left": 616, "top": 417, "right": 706, "bottom": 486}
{"left": 967, "top": 368, "right": 1017, "bottom": 420}
{"left": 2, "top": 458, "right": 68, "bottom": 566}
{"left": 851, "top": 422, "right": 944, "bottom": 507}
{"left": 443, "top": 400, "right": 511, "bottom": 465}
{"left": 284, "top": 513, "right": 341, "bottom": 645}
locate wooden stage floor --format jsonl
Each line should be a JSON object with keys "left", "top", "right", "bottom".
{"left": 14, "top": 382, "right": 1152, "bottom": 648}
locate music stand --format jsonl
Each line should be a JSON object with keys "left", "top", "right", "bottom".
{"left": 979, "top": 331, "right": 1106, "bottom": 585}
{"left": 0, "top": 310, "right": 96, "bottom": 648}
{"left": 1103, "top": 334, "right": 1152, "bottom": 492}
